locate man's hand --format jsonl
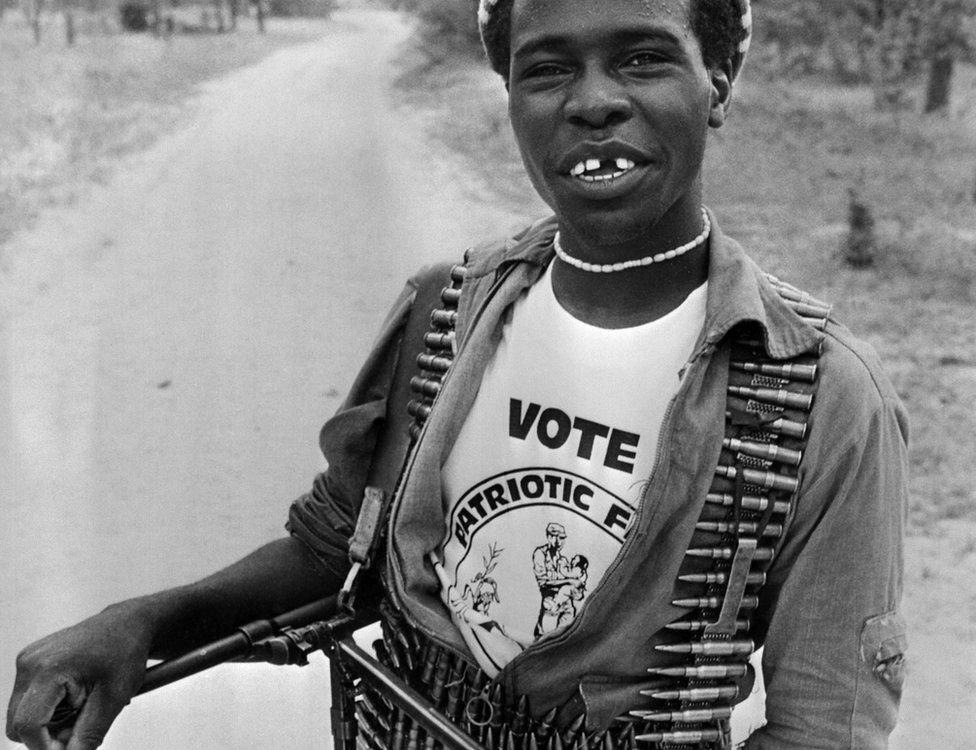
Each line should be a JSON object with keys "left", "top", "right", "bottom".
{"left": 6, "top": 537, "right": 343, "bottom": 749}
{"left": 6, "top": 602, "right": 153, "bottom": 750}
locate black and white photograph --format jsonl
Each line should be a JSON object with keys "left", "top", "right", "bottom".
{"left": 1, "top": 0, "right": 974, "bottom": 747}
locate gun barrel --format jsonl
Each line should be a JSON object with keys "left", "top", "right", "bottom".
{"left": 138, "top": 595, "right": 340, "bottom": 694}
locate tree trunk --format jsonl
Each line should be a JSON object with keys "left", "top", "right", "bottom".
{"left": 63, "top": 8, "right": 74, "bottom": 44}
{"left": 31, "top": 0, "right": 42, "bottom": 43}
{"left": 924, "top": 55, "right": 954, "bottom": 113}
{"left": 254, "top": 0, "right": 263, "bottom": 33}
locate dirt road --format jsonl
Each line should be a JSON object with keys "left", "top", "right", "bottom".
{"left": 0, "top": 8, "right": 526, "bottom": 748}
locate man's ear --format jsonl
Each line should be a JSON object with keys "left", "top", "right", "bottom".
{"left": 708, "top": 60, "right": 734, "bottom": 128}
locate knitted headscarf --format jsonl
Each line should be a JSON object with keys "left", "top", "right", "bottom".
{"left": 478, "top": 0, "right": 753, "bottom": 82}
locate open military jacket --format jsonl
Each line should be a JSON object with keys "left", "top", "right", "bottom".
{"left": 288, "top": 212, "right": 909, "bottom": 749}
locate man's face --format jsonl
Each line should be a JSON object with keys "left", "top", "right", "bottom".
{"left": 506, "top": 0, "right": 728, "bottom": 249}
{"left": 548, "top": 532, "right": 565, "bottom": 551}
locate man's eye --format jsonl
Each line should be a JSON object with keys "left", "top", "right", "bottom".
{"left": 622, "top": 52, "right": 666, "bottom": 68}
{"left": 524, "top": 63, "right": 570, "bottom": 79}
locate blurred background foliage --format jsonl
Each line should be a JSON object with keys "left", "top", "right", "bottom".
{"left": 386, "top": 0, "right": 976, "bottom": 113}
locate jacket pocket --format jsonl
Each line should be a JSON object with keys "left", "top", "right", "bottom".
{"left": 852, "top": 611, "right": 907, "bottom": 747}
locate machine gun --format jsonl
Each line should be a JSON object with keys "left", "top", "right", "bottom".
{"left": 50, "top": 590, "right": 481, "bottom": 750}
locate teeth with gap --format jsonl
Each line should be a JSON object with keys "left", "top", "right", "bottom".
{"left": 570, "top": 157, "right": 637, "bottom": 182}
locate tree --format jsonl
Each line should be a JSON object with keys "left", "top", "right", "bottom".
{"left": 753, "top": 0, "right": 976, "bottom": 110}
{"left": 918, "top": 0, "right": 976, "bottom": 112}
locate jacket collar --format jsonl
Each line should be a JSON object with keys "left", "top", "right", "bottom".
{"left": 464, "top": 209, "right": 822, "bottom": 360}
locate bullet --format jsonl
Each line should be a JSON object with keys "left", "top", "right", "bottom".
{"left": 655, "top": 639, "right": 754, "bottom": 656}
{"left": 634, "top": 729, "right": 721, "bottom": 744}
{"left": 618, "top": 723, "right": 636, "bottom": 750}
{"left": 432, "top": 309, "right": 458, "bottom": 328}
{"left": 424, "top": 331, "right": 455, "bottom": 351}
{"left": 647, "top": 663, "right": 749, "bottom": 679}
{"left": 526, "top": 733, "right": 539, "bottom": 750}
{"left": 686, "top": 546, "right": 775, "bottom": 561}
{"left": 429, "top": 650, "right": 452, "bottom": 708}
{"left": 394, "top": 630, "right": 417, "bottom": 674}
{"left": 730, "top": 360, "right": 818, "bottom": 383}
{"left": 381, "top": 626, "right": 404, "bottom": 673}
{"left": 358, "top": 691, "right": 392, "bottom": 734}
{"left": 672, "top": 595, "right": 759, "bottom": 609}
{"left": 678, "top": 571, "right": 766, "bottom": 585}
{"left": 407, "top": 721, "right": 422, "bottom": 750}
{"left": 417, "top": 353, "right": 453, "bottom": 373}
{"left": 561, "top": 713, "right": 586, "bottom": 746}
{"left": 489, "top": 682, "right": 505, "bottom": 715}
{"left": 706, "top": 491, "right": 790, "bottom": 514}
{"left": 724, "top": 410, "right": 808, "bottom": 439}
{"left": 694, "top": 521, "right": 783, "bottom": 538}
{"left": 723, "top": 437, "right": 802, "bottom": 467}
{"left": 372, "top": 637, "right": 390, "bottom": 666}
{"left": 536, "top": 707, "right": 558, "bottom": 740}
{"left": 546, "top": 732, "right": 565, "bottom": 750}
{"left": 450, "top": 264, "right": 468, "bottom": 283}
{"left": 513, "top": 694, "right": 531, "bottom": 736}
{"left": 358, "top": 709, "right": 390, "bottom": 744}
{"left": 715, "top": 464, "right": 798, "bottom": 494}
{"left": 390, "top": 711, "right": 407, "bottom": 750}
{"left": 630, "top": 706, "right": 732, "bottom": 722}
{"left": 665, "top": 618, "right": 750, "bottom": 632}
{"left": 441, "top": 286, "right": 462, "bottom": 305}
{"left": 410, "top": 375, "right": 441, "bottom": 398}
{"left": 421, "top": 644, "right": 441, "bottom": 684}
{"left": 357, "top": 716, "right": 384, "bottom": 750}
{"left": 407, "top": 400, "right": 432, "bottom": 421}
{"left": 444, "top": 659, "right": 465, "bottom": 723}
{"left": 727, "top": 385, "right": 814, "bottom": 412}
{"left": 764, "top": 415, "right": 808, "bottom": 439}
{"left": 640, "top": 685, "right": 739, "bottom": 702}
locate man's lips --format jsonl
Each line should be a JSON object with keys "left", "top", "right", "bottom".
{"left": 556, "top": 141, "right": 655, "bottom": 179}
{"left": 558, "top": 161, "right": 654, "bottom": 200}
{"left": 569, "top": 157, "right": 637, "bottom": 182}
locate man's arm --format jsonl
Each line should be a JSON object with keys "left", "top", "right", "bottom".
{"left": 5, "top": 536, "right": 343, "bottom": 750}
{"left": 745, "top": 335, "right": 910, "bottom": 749}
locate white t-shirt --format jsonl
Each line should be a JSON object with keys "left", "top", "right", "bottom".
{"left": 436, "top": 262, "right": 707, "bottom": 676}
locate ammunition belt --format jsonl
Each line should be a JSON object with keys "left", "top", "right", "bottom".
{"left": 642, "top": 274, "right": 830, "bottom": 749}
{"left": 407, "top": 262, "right": 468, "bottom": 443}
{"left": 361, "top": 263, "right": 830, "bottom": 749}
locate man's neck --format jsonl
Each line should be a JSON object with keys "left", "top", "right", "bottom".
{"left": 550, "top": 241, "right": 709, "bottom": 329}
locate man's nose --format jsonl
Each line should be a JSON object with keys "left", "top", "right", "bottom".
{"left": 564, "top": 69, "right": 633, "bottom": 130}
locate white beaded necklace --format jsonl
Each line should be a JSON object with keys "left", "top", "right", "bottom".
{"left": 553, "top": 209, "right": 711, "bottom": 273}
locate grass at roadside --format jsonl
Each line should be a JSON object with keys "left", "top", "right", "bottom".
{"left": 393, "top": 37, "right": 976, "bottom": 536}
{"left": 0, "top": 14, "right": 331, "bottom": 248}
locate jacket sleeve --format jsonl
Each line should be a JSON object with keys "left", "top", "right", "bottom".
{"left": 745, "top": 332, "right": 910, "bottom": 749}
{"left": 285, "top": 277, "right": 419, "bottom": 573}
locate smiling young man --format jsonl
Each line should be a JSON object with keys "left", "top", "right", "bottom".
{"left": 7, "top": 1, "right": 909, "bottom": 749}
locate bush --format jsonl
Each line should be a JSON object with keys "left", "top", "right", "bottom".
{"left": 268, "top": 0, "right": 336, "bottom": 18}
{"left": 395, "top": 0, "right": 481, "bottom": 51}
{"left": 119, "top": 0, "right": 150, "bottom": 30}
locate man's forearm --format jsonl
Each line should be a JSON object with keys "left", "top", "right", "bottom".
{"left": 123, "top": 536, "right": 345, "bottom": 660}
